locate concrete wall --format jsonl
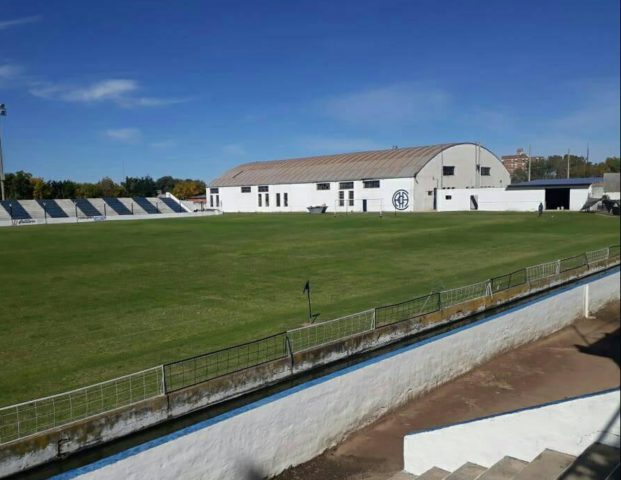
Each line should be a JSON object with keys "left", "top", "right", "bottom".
{"left": 53, "top": 268, "right": 619, "bottom": 480}
{"left": 403, "top": 390, "right": 620, "bottom": 474}
{"left": 414, "top": 144, "right": 510, "bottom": 211}
{"left": 436, "top": 187, "right": 544, "bottom": 212}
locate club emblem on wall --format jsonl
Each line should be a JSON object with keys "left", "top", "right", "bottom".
{"left": 392, "top": 189, "right": 409, "bottom": 210}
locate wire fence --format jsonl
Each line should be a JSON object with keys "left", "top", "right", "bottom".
{"left": 1, "top": 244, "right": 618, "bottom": 444}
{"left": 440, "top": 280, "right": 491, "bottom": 308}
{"left": 375, "top": 293, "right": 440, "bottom": 327}
{"left": 163, "top": 333, "right": 288, "bottom": 392}
{"left": 0, "top": 367, "right": 163, "bottom": 444}
{"left": 287, "top": 309, "right": 375, "bottom": 353}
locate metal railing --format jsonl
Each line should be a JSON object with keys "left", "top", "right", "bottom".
{"left": 287, "top": 309, "right": 375, "bottom": 353}
{"left": 1, "top": 244, "right": 618, "bottom": 444}
{"left": 163, "top": 333, "right": 288, "bottom": 392}
{"left": 375, "top": 293, "right": 440, "bottom": 327}
{"left": 0, "top": 367, "right": 163, "bottom": 444}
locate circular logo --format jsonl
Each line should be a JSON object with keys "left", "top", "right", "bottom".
{"left": 392, "top": 190, "right": 409, "bottom": 210}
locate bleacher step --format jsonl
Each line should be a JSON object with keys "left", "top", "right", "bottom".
{"left": 560, "top": 443, "right": 620, "bottom": 480}
{"left": 512, "top": 449, "right": 574, "bottom": 480}
{"left": 418, "top": 467, "right": 451, "bottom": 480}
{"left": 445, "top": 462, "right": 486, "bottom": 480}
{"left": 476, "top": 456, "right": 528, "bottom": 480}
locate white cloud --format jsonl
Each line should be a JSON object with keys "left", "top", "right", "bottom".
{"left": 321, "top": 83, "right": 450, "bottom": 126}
{"left": 30, "top": 78, "right": 188, "bottom": 108}
{"left": 105, "top": 128, "right": 142, "bottom": 143}
{"left": 0, "top": 64, "right": 21, "bottom": 80}
{"left": 222, "top": 144, "right": 247, "bottom": 156}
{"left": 0, "top": 15, "right": 41, "bottom": 31}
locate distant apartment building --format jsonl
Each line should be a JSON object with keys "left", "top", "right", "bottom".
{"left": 501, "top": 149, "right": 530, "bottom": 175}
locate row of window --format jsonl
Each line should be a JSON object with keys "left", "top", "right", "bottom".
{"left": 257, "top": 192, "right": 289, "bottom": 208}
{"left": 442, "top": 166, "right": 491, "bottom": 176}
{"left": 211, "top": 167, "right": 492, "bottom": 196}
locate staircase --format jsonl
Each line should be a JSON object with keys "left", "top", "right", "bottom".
{"left": 392, "top": 443, "right": 620, "bottom": 480}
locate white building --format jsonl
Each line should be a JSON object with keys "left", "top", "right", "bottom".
{"left": 208, "top": 143, "right": 510, "bottom": 213}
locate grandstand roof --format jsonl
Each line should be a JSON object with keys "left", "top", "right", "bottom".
{"left": 507, "top": 177, "right": 603, "bottom": 189}
{"left": 210, "top": 143, "right": 468, "bottom": 187}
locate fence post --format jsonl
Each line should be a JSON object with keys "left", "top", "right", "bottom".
{"left": 555, "top": 259, "right": 561, "bottom": 275}
{"left": 372, "top": 308, "right": 377, "bottom": 330}
{"left": 160, "top": 365, "right": 167, "bottom": 395}
{"left": 486, "top": 280, "right": 492, "bottom": 297}
{"left": 285, "top": 334, "right": 294, "bottom": 369}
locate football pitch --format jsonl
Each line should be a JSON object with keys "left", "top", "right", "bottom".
{"left": 0, "top": 212, "right": 619, "bottom": 406}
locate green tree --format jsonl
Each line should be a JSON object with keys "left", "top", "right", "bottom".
{"left": 122, "top": 176, "right": 157, "bottom": 197}
{"left": 97, "top": 177, "right": 124, "bottom": 197}
{"left": 4, "top": 171, "right": 34, "bottom": 199}
{"left": 172, "top": 180, "right": 204, "bottom": 199}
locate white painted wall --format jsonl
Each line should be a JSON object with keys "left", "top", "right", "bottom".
{"left": 414, "top": 144, "right": 510, "bottom": 211}
{"left": 403, "top": 390, "right": 620, "bottom": 475}
{"left": 213, "top": 144, "right": 510, "bottom": 213}
{"left": 436, "top": 188, "right": 545, "bottom": 212}
{"left": 570, "top": 188, "right": 590, "bottom": 211}
{"left": 67, "top": 269, "right": 620, "bottom": 480}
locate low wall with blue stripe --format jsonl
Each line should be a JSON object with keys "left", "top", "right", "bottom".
{"left": 53, "top": 268, "right": 619, "bottom": 480}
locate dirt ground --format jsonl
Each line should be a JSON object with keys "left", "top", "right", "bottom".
{"left": 274, "top": 302, "right": 620, "bottom": 480}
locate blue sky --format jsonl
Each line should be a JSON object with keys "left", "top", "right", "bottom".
{"left": 1, "top": 0, "right": 619, "bottom": 182}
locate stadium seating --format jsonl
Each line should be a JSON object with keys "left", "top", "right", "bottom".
{"left": 103, "top": 197, "right": 133, "bottom": 215}
{"left": 132, "top": 197, "right": 160, "bottom": 214}
{"left": 35, "top": 199, "right": 69, "bottom": 218}
{"left": 74, "top": 198, "right": 102, "bottom": 217}
{"left": 157, "top": 197, "right": 186, "bottom": 213}
{"left": 0, "top": 200, "right": 32, "bottom": 219}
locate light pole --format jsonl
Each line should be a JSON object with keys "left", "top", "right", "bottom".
{"left": 0, "top": 103, "right": 6, "bottom": 201}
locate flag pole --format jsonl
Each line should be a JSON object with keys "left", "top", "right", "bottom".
{"left": 303, "top": 280, "right": 313, "bottom": 323}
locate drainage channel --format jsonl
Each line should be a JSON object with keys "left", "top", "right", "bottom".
{"left": 9, "top": 265, "right": 619, "bottom": 480}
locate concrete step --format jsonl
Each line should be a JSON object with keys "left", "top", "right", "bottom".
{"left": 477, "top": 456, "right": 528, "bottom": 480}
{"left": 512, "top": 449, "right": 574, "bottom": 480}
{"left": 445, "top": 462, "right": 486, "bottom": 480}
{"left": 418, "top": 467, "right": 451, "bottom": 480}
{"left": 560, "top": 443, "right": 620, "bottom": 480}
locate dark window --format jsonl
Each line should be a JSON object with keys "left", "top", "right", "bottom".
{"left": 348, "top": 190, "right": 354, "bottom": 206}
{"left": 210, "top": 195, "right": 213, "bottom": 207}
{"left": 258, "top": 194, "right": 262, "bottom": 207}
{"left": 210, "top": 188, "right": 219, "bottom": 194}
{"left": 339, "top": 182, "right": 354, "bottom": 190}
{"left": 481, "top": 167, "right": 491, "bottom": 176}
{"left": 316, "top": 183, "right": 330, "bottom": 190}
{"left": 339, "top": 191, "right": 345, "bottom": 207}
{"left": 284, "top": 193, "right": 288, "bottom": 207}
{"left": 363, "top": 180, "right": 380, "bottom": 189}
{"left": 265, "top": 193, "right": 269, "bottom": 207}
{"left": 258, "top": 186, "right": 269, "bottom": 192}
{"left": 427, "top": 190, "right": 433, "bottom": 196}
{"left": 241, "top": 186, "right": 251, "bottom": 193}
{"left": 443, "top": 166, "right": 455, "bottom": 176}
{"left": 276, "top": 193, "right": 281, "bottom": 207}
{"left": 445, "top": 195, "right": 452, "bottom": 200}
{"left": 216, "top": 195, "right": 220, "bottom": 207}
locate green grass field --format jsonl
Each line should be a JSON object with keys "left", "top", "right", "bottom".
{"left": 0, "top": 212, "right": 619, "bottom": 406}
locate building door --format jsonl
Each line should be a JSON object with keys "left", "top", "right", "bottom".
{"left": 545, "top": 188, "right": 570, "bottom": 210}
{"left": 362, "top": 199, "right": 367, "bottom": 212}
{"left": 470, "top": 195, "right": 478, "bottom": 211}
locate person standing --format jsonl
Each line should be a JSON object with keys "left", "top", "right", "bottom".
{"left": 538, "top": 202, "right": 544, "bottom": 217}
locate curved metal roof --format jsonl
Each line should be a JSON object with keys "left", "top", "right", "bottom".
{"left": 210, "top": 143, "right": 466, "bottom": 187}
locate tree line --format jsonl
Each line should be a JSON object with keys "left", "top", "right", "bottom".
{"left": 1, "top": 173, "right": 207, "bottom": 200}
{"left": 511, "top": 155, "right": 620, "bottom": 183}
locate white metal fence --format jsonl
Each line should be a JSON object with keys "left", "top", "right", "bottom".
{"left": 440, "top": 280, "right": 491, "bottom": 308}
{"left": 0, "top": 366, "right": 163, "bottom": 444}
{"left": 287, "top": 309, "right": 375, "bottom": 353}
{"left": 1, "top": 245, "right": 618, "bottom": 445}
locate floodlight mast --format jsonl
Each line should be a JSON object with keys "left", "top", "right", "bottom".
{"left": 0, "top": 103, "right": 6, "bottom": 201}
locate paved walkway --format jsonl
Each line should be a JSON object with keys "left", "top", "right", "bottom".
{"left": 274, "top": 302, "right": 620, "bottom": 480}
